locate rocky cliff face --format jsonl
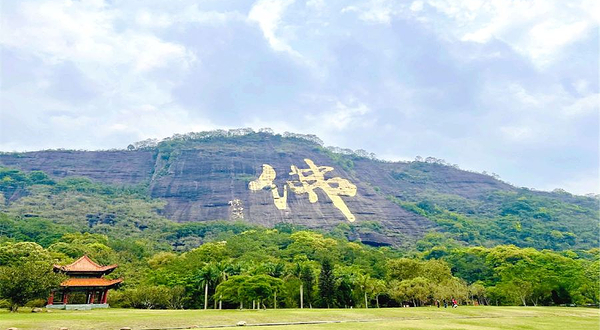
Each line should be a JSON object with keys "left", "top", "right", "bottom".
{"left": 0, "top": 134, "right": 521, "bottom": 246}
{"left": 0, "top": 150, "right": 155, "bottom": 186}
{"left": 147, "top": 137, "right": 437, "bottom": 243}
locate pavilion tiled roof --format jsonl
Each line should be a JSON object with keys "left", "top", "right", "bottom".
{"left": 61, "top": 278, "right": 123, "bottom": 287}
{"left": 54, "top": 255, "right": 118, "bottom": 273}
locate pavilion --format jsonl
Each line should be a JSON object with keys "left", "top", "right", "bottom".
{"left": 47, "top": 255, "right": 123, "bottom": 310}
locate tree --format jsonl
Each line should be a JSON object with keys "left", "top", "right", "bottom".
{"left": 238, "top": 275, "right": 283, "bottom": 309}
{"left": 167, "top": 286, "right": 186, "bottom": 309}
{"left": 355, "top": 273, "right": 371, "bottom": 308}
{"left": 387, "top": 258, "right": 422, "bottom": 281}
{"left": 444, "top": 247, "right": 494, "bottom": 285}
{"left": 335, "top": 271, "right": 354, "bottom": 308}
{"left": 0, "top": 242, "right": 53, "bottom": 266}
{"left": 215, "top": 275, "right": 282, "bottom": 309}
{"left": 580, "top": 260, "right": 600, "bottom": 305}
{"left": 195, "top": 263, "right": 220, "bottom": 309}
{"left": 215, "top": 275, "right": 248, "bottom": 309}
{"left": 0, "top": 261, "right": 65, "bottom": 312}
{"left": 469, "top": 282, "right": 487, "bottom": 305}
{"left": 503, "top": 279, "right": 533, "bottom": 306}
{"left": 437, "top": 277, "right": 468, "bottom": 304}
{"left": 214, "top": 260, "right": 233, "bottom": 309}
{"left": 370, "top": 279, "right": 387, "bottom": 308}
{"left": 121, "top": 285, "right": 171, "bottom": 309}
{"left": 260, "top": 262, "right": 284, "bottom": 278}
{"left": 300, "top": 264, "right": 316, "bottom": 308}
{"left": 389, "top": 277, "right": 432, "bottom": 307}
{"left": 285, "top": 262, "right": 304, "bottom": 308}
{"left": 318, "top": 258, "right": 335, "bottom": 308}
{"left": 287, "top": 231, "right": 339, "bottom": 261}
{"left": 421, "top": 259, "right": 453, "bottom": 283}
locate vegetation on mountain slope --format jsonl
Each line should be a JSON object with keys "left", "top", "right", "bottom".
{"left": 2, "top": 130, "right": 598, "bottom": 250}
{"left": 0, "top": 131, "right": 598, "bottom": 310}
{"left": 0, "top": 219, "right": 598, "bottom": 310}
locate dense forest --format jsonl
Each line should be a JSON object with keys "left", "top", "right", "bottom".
{"left": 0, "top": 167, "right": 598, "bottom": 311}
{"left": 1, "top": 215, "right": 598, "bottom": 311}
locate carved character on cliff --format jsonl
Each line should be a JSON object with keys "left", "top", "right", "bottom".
{"left": 248, "top": 159, "right": 356, "bottom": 222}
{"left": 248, "top": 164, "right": 288, "bottom": 210}
{"left": 288, "top": 159, "right": 357, "bottom": 222}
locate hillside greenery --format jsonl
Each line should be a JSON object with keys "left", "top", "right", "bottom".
{"left": 2, "top": 129, "right": 597, "bottom": 251}
{"left": 389, "top": 189, "right": 598, "bottom": 250}
{"left": 0, "top": 160, "right": 599, "bottom": 310}
{"left": 0, "top": 218, "right": 597, "bottom": 311}
{"left": 383, "top": 160, "right": 599, "bottom": 250}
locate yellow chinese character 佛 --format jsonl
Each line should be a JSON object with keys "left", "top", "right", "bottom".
{"left": 248, "top": 164, "right": 288, "bottom": 210}
{"left": 288, "top": 159, "right": 357, "bottom": 222}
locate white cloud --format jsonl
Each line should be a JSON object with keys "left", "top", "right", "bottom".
{"left": 426, "top": 0, "right": 595, "bottom": 66}
{"left": 342, "top": 0, "right": 395, "bottom": 25}
{"left": 0, "top": 0, "right": 597, "bottom": 196}
{"left": 104, "top": 105, "right": 217, "bottom": 142}
{"left": 135, "top": 10, "right": 173, "bottom": 28}
{"left": 242, "top": 118, "right": 299, "bottom": 135}
{"left": 563, "top": 93, "right": 599, "bottom": 116}
{"left": 306, "top": 0, "right": 326, "bottom": 11}
{"left": 341, "top": 0, "right": 597, "bottom": 67}
{"left": 500, "top": 125, "right": 534, "bottom": 141}
{"left": 573, "top": 80, "right": 591, "bottom": 95}
{"left": 132, "top": 35, "right": 194, "bottom": 72}
{"left": 489, "top": 82, "right": 599, "bottom": 119}
{"left": 134, "top": 5, "right": 245, "bottom": 29}
{"left": 306, "top": 98, "right": 372, "bottom": 131}
{"left": 482, "top": 80, "right": 598, "bottom": 148}
{"left": 1, "top": 1, "right": 195, "bottom": 71}
{"left": 0, "top": 0, "right": 213, "bottom": 151}
{"left": 328, "top": 100, "right": 371, "bottom": 130}
{"left": 248, "top": 0, "right": 298, "bottom": 55}
{"left": 542, "top": 171, "right": 600, "bottom": 195}
{"left": 528, "top": 19, "right": 589, "bottom": 60}
{"left": 410, "top": 1, "right": 424, "bottom": 12}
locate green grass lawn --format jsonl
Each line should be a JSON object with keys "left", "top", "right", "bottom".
{"left": 0, "top": 306, "right": 597, "bottom": 330}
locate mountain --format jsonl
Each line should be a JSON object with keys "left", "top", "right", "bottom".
{"left": 1, "top": 129, "right": 597, "bottom": 250}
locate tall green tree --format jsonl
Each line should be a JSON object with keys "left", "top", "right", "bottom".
{"left": 580, "top": 259, "right": 600, "bottom": 304}
{"left": 0, "top": 261, "right": 65, "bottom": 312}
{"left": 355, "top": 273, "right": 371, "bottom": 308}
{"left": 238, "top": 275, "right": 283, "bottom": 309}
{"left": 300, "top": 264, "right": 316, "bottom": 308}
{"left": 318, "top": 258, "right": 335, "bottom": 308}
{"left": 215, "top": 275, "right": 248, "bottom": 309}
{"left": 193, "top": 263, "right": 220, "bottom": 309}
{"left": 370, "top": 279, "right": 387, "bottom": 308}
{"left": 215, "top": 275, "right": 282, "bottom": 309}
{"left": 389, "top": 277, "right": 432, "bottom": 307}
{"left": 334, "top": 267, "right": 355, "bottom": 308}
{"left": 285, "top": 262, "right": 304, "bottom": 308}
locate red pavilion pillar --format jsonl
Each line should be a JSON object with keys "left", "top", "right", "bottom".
{"left": 90, "top": 291, "right": 96, "bottom": 304}
{"left": 47, "top": 291, "right": 54, "bottom": 305}
{"left": 62, "top": 291, "right": 69, "bottom": 304}
{"left": 101, "top": 289, "right": 109, "bottom": 304}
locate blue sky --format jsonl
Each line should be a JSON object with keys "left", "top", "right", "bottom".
{"left": 1, "top": 0, "right": 598, "bottom": 195}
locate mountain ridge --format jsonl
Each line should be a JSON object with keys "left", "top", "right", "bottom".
{"left": 1, "top": 129, "right": 597, "bottom": 250}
